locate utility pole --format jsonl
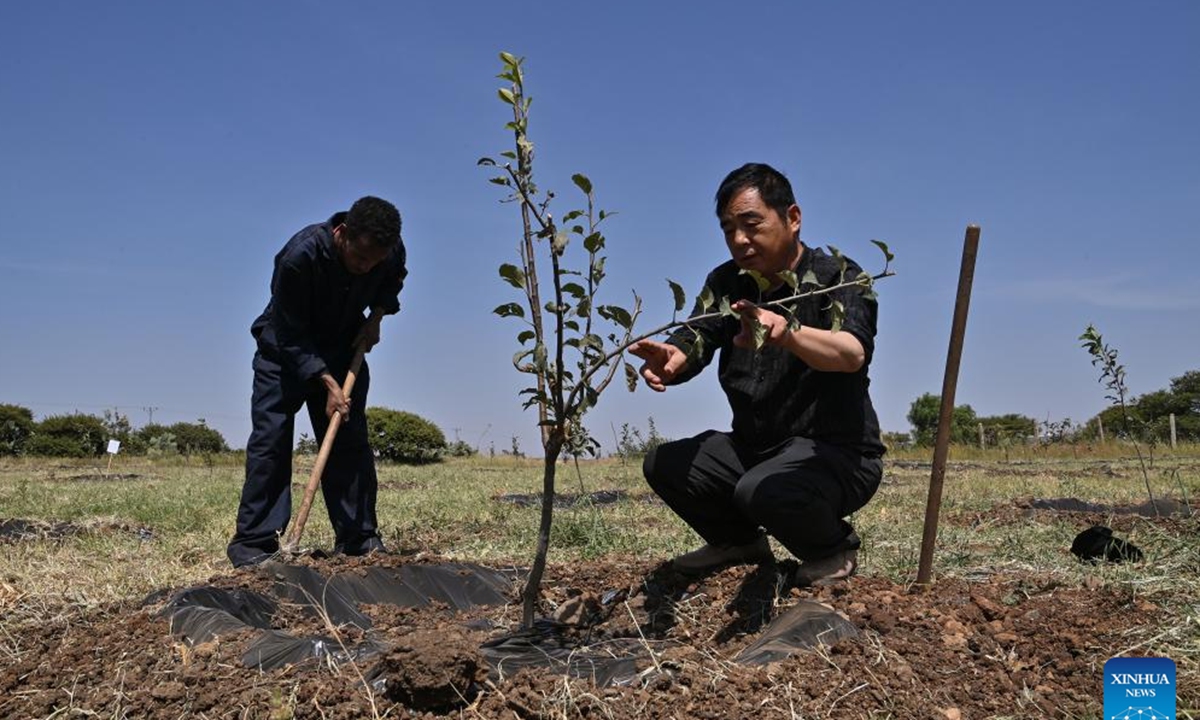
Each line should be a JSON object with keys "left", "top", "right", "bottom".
{"left": 143, "top": 406, "right": 159, "bottom": 426}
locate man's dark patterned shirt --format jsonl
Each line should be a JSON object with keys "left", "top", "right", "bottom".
{"left": 666, "top": 243, "right": 884, "bottom": 455}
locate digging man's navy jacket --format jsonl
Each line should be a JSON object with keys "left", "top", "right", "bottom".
{"left": 251, "top": 210, "right": 406, "bottom": 377}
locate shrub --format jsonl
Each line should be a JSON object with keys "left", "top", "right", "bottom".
{"left": 0, "top": 404, "right": 35, "bottom": 456}
{"left": 102, "top": 408, "right": 148, "bottom": 455}
{"left": 296, "top": 433, "right": 319, "bottom": 455}
{"left": 136, "top": 423, "right": 177, "bottom": 455}
{"left": 167, "top": 421, "right": 228, "bottom": 455}
{"left": 445, "top": 440, "right": 476, "bottom": 457}
{"left": 366, "top": 407, "right": 446, "bottom": 464}
{"left": 615, "top": 417, "right": 668, "bottom": 459}
{"left": 28, "top": 413, "right": 107, "bottom": 457}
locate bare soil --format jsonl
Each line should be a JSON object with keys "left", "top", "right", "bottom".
{"left": 2, "top": 524, "right": 1194, "bottom": 718}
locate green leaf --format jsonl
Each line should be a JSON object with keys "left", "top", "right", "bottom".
{"left": 699, "top": 285, "right": 715, "bottom": 312}
{"left": 498, "top": 87, "right": 516, "bottom": 105}
{"left": 668, "top": 279, "right": 686, "bottom": 313}
{"left": 830, "top": 300, "right": 845, "bottom": 332}
{"left": 590, "top": 256, "right": 606, "bottom": 284}
{"left": 562, "top": 209, "right": 585, "bottom": 222}
{"left": 489, "top": 176, "right": 510, "bottom": 186}
{"left": 562, "top": 282, "right": 586, "bottom": 298}
{"left": 564, "top": 320, "right": 580, "bottom": 331}
{"left": 499, "top": 263, "right": 525, "bottom": 289}
{"left": 778, "top": 269, "right": 798, "bottom": 291}
{"left": 544, "top": 301, "right": 563, "bottom": 315}
{"left": 575, "top": 297, "right": 590, "bottom": 318}
{"left": 752, "top": 317, "right": 768, "bottom": 351}
{"left": 571, "top": 173, "right": 593, "bottom": 195}
{"left": 719, "top": 296, "right": 734, "bottom": 317}
{"left": 625, "top": 362, "right": 639, "bottom": 392}
{"left": 533, "top": 343, "right": 548, "bottom": 370}
{"left": 598, "top": 305, "right": 634, "bottom": 330}
{"left": 801, "top": 270, "right": 819, "bottom": 288}
{"left": 517, "top": 330, "right": 535, "bottom": 345}
{"left": 551, "top": 230, "right": 569, "bottom": 255}
{"left": 512, "top": 349, "right": 532, "bottom": 370}
{"left": 477, "top": 157, "right": 496, "bottom": 167}
{"left": 827, "top": 244, "right": 843, "bottom": 259}
{"left": 739, "top": 269, "right": 771, "bottom": 292}
{"left": 583, "top": 232, "right": 604, "bottom": 253}
{"left": 500, "top": 151, "right": 516, "bottom": 160}
{"left": 870, "top": 239, "right": 894, "bottom": 262}
{"left": 493, "top": 302, "right": 525, "bottom": 319}
{"left": 581, "top": 334, "right": 605, "bottom": 351}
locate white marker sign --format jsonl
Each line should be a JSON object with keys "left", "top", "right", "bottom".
{"left": 107, "top": 439, "right": 121, "bottom": 455}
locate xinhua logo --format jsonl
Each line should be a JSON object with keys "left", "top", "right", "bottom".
{"left": 1104, "top": 657, "right": 1176, "bottom": 719}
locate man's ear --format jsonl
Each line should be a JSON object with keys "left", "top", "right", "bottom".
{"left": 788, "top": 205, "right": 802, "bottom": 238}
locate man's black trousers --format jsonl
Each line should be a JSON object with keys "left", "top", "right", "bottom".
{"left": 227, "top": 351, "right": 381, "bottom": 567}
{"left": 643, "top": 431, "right": 882, "bottom": 561}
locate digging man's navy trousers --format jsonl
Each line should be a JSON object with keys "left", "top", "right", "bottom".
{"left": 226, "top": 350, "right": 382, "bottom": 567}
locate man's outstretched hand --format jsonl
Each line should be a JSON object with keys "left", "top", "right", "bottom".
{"left": 628, "top": 340, "right": 688, "bottom": 392}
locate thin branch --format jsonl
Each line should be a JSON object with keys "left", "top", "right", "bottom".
{"left": 573, "top": 269, "right": 895, "bottom": 393}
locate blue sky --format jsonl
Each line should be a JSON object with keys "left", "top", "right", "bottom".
{"left": 2, "top": 1, "right": 1197, "bottom": 454}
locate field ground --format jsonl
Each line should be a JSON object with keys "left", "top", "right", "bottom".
{"left": 0, "top": 446, "right": 1197, "bottom": 718}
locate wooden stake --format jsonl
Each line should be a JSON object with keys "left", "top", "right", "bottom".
{"left": 917, "top": 225, "right": 980, "bottom": 586}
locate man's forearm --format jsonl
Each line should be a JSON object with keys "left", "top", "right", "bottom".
{"left": 780, "top": 326, "right": 865, "bottom": 373}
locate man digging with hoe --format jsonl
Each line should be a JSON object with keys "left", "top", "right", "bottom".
{"left": 228, "top": 196, "right": 407, "bottom": 568}
{"left": 631, "top": 163, "right": 884, "bottom": 585}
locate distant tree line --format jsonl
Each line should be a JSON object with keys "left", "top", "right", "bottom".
{"left": 898, "top": 369, "right": 1200, "bottom": 448}
{"left": 0, "top": 405, "right": 227, "bottom": 457}
{"left": 0, "top": 403, "right": 469, "bottom": 463}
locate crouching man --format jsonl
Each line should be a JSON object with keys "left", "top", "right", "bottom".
{"left": 630, "top": 163, "right": 884, "bottom": 585}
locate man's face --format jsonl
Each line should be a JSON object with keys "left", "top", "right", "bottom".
{"left": 334, "top": 225, "right": 391, "bottom": 275}
{"left": 719, "top": 187, "right": 802, "bottom": 276}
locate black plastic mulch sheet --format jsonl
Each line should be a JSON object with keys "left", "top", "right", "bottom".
{"left": 480, "top": 619, "right": 660, "bottom": 687}
{"left": 735, "top": 600, "right": 860, "bottom": 665}
{"left": 1028, "top": 497, "right": 1191, "bottom": 517}
{"left": 156, "top": 562, "right": 513, "bottom": 671}
{"left": 156, "top": 562, "right": 859, "bottom": 683}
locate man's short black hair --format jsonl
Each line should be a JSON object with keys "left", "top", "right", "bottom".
{"left": 344, "top": 196, "right": 401, "bottom": 248}
{"left": 715, "top": 163, "right": 797, "bottom": 222}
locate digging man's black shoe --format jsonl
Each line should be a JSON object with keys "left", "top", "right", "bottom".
{"left": 334, "top": 537, "right": 387, "bottom": 557}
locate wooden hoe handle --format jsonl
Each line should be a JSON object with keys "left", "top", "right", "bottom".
{"left": 281, "top": 345, "right": 366, "bottom": 553}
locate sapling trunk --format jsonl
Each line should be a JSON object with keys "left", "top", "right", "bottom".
{"left": 523, "top": 433, "right": 563, "bottom": 626}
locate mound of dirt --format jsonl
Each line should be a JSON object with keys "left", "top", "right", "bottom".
{"left": 378, "top": 627, "right": 487, "bottom": 711}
